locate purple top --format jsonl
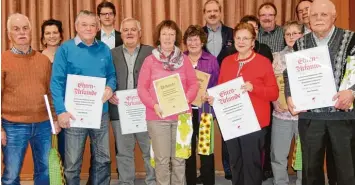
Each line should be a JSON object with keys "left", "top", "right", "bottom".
{"left": 184, "top": 50, "right": 220, "bottom": 119}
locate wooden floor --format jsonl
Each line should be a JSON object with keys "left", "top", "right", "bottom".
{"left": 20, "top": 175, "right": 324, "bottom": 185}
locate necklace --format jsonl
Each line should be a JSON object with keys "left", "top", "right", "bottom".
{"left": 235, "top": 51, "right": 256, "bottom": 64}
{"left": 188, "top": 55, "right": 200, "bottom": 67}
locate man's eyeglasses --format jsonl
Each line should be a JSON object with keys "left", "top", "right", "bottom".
{"left": 100, "top": 12, "right": 114, "bottom": 17}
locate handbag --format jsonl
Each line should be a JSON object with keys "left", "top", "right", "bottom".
{"left": 150, "top": 140, "right": 155, "bottom": 168}
{"left": 198, "top": 105, "right": 214, "bottom": 155}
{"left": 49, "top": 134, "right": 66, "bottom": 185}
{"left": 292, "top": 135, "right": 302, "bottom": 171}
{"left": 175, "top": 113, "right": 193, "bottom": 159}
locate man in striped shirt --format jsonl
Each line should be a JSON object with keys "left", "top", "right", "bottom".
{"left": 257, "top": 2, "right": 285, "bottom": 53}
{"left": 257, "top": 2, "right": 285, "bottom": 181}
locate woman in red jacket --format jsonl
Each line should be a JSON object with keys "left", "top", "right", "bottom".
{"left": 207, "top": 22, "right": 278, "bottom": 185}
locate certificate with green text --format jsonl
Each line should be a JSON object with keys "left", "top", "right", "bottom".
{"left": 153, "top": 73, "right": 189, "bottom": 118}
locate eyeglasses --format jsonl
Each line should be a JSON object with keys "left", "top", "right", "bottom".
{"left": 100, "top": 12, "right": 114, "bottom": 17}
{"left": 285, "top": 32, "right": 302, "bottom": 38}
{"left": 235, "top": 37, "right": 253, "bottom": 42}
{"left": 259, "top": 14, "right": 275, "bottom": 18}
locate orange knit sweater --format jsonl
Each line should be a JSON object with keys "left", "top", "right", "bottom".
{"left": 1, "top": 50, "right": 56, "bottom": 123}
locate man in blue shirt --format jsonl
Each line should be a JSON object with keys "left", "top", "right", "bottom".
{"left": 50, "top": 10, "right": 116, "bottom": 185}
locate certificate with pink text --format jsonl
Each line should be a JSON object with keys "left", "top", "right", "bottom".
{"left": 116, "top": 89, "right": 147, "bottom": 135}
{"left": 285, "top": 45, "right": 336, "bottom": 111}
{"left": 207, "top": 77, "right": 260, "bottom": 141}
{"left": 65, "top": 74, "right": 106, "bottom": 129}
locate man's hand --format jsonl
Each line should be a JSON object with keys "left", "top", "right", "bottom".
{"left": 333, "top": 90, "right": 354, "bottom": 110}
{"left": 58, "top": 112, "right": 75, "bottom": 128}
{"left": 1, "top": 129, "right": 6, "bottom": 146}
{"left": 287, "top": 96, "right": 303, "bottom": 116}
{"left": 154, "top": 104, "right": 163, "bottom": 118}
{"left": 273, "top": 101, "right": 288, "bottom": 113}
{"left": 53, "top": 121, "right": 62, "bottom": 134}
{"left": 108, "top": 94, "right": 119, "bottom": 105}
{"left": 102, "top": 87, "right": 113, "bottom": 103}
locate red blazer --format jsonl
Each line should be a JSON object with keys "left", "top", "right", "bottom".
{"left": 218, "top": 53, "right": 279, "bottom": 128}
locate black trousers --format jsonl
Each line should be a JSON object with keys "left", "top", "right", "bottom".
{"left": 262, "top": 125, "right": 272, "bottom": 175}
{"left": 221, "top": 138, "right": 231, "bottom": 176}
{"left": 299, "top": 119, "right": 355, "bottom": 185}
{"left": 185, "top": 109, "right": 215, "bottom": 185}
{"left": 262, "top": 104, "right": 273, "bottom": 179}
{"left": 326, "top": 136, "right": 337, "bottom": 185}
{"left": 226, "top": 129, "right": 265, "bottom": 185}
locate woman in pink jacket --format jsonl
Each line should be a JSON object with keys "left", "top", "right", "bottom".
{"left": 137, "top": 20, "right": 199, "bottom": 185}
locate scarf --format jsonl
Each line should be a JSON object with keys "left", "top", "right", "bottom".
{"left": 152, "top": 46, "right": 184, "bottom": 71}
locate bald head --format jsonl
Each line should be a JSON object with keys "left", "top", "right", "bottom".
{"left": 7, "top": 13, "right": 32, "bottom": 47}
{"left": 311, "top": 0, "right": 336, "bottom": 15}
{"left": 309, "top": 0, "right": 336, "bottom": 38}
{"left": 7, "top": 13, "right": 31, "bottom": 32}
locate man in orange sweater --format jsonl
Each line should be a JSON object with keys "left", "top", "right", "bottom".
{"left": 1, "top": 13, "right": 59, "bottom": 185}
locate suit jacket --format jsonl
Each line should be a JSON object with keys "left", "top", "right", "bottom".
{"left": 203, "top": 24, "right": 234, "bottom": 64}
{"left": 109, "top": 44, "right": 154, "bottom": 120}
{"left": 218, "top": 40, "right": 274, "bottom": 65}
{"left": 95, "top": 30, "right": 123, "bottom": 48}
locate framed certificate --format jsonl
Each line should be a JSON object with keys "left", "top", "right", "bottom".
{"left": 275, "top": 74, "right": 288, "bottom": 110}
{"left": 153, "top": 73, "right": 189, "bottom": 118}
{"left": 207, "top": 77, "right": 260, "bottom": 141}
{"left": 65, "top": 74, "right": 106, "bottom": 129}
{"left": 191, "top": 70, "right": 211, "bottom": 107}
{"left": 285, "top": 45, "right": 337, "bottom": 111}
{"left": 116, "top": 89, "right": 147, "bottom": 135}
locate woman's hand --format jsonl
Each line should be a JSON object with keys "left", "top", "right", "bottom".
{"left": 154, "top": 104, "right": 163, "bottom": 118}
{"left": 273, "top": 101, "right": 288, "bottom": 113}
{"left": 202, "top": 92, "right": 214, "bottom": 106}
{"left": 206, "top": 96, "right": 214, "bottom": 106}
{"left": 241, "top": 81, "right": 253, "bottom": 93}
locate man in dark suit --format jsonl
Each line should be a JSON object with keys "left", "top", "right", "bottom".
{"left": 96, "top": 1, "right": 123, "bottom": 49}
{"left": 94, "top": 1, "right": 123, "bottom": 178}
{"left": 219, "top": 15, "right": 273, "bottom": 63}
{"left": 202, "top": 0, "right": 234, "bottom": 182}
{"left": 202, "top": 0, "right": 234, "bottom": 66}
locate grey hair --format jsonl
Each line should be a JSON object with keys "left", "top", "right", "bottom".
{"left": 7, "top": 13, "right": 31, "bottom": 31}
{"left": 120, "top": 17, "right": 142, "bottom": 32}
{"left": 75, "top": 10, "right": 99, "bottom": 26}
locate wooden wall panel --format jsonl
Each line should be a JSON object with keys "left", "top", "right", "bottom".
{"left": 350, "top": 0, "right": 355, "bottom": 31}
{"left": 331, "top": 0, "right": 350, "bottom": 29}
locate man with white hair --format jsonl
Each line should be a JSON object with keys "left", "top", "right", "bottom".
{"left": 1, "top": 13, "right": 59, "bottom": 185}
{"left": 50, "top": 10, "right": 116, "bottom": 185}
{"left": 108, "top": 17, "right": 156, "bottom": 185}
{"left": 284, "top": 0, "right": 355, "bottom": 184}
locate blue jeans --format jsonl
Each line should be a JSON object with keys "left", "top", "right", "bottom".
{"left": 64, "top": 113, "right": 111, "bottom": 185}
{"left": 1, "top": 119, "right": 52, "bottom": 185}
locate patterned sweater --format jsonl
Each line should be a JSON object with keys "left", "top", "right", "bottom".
{"left": 284, "top": 27, "right": 355, "bottom": 120}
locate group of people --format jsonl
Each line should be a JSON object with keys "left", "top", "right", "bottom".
{"left": 2, "top": 0, "right": 355, "bottom": 185}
